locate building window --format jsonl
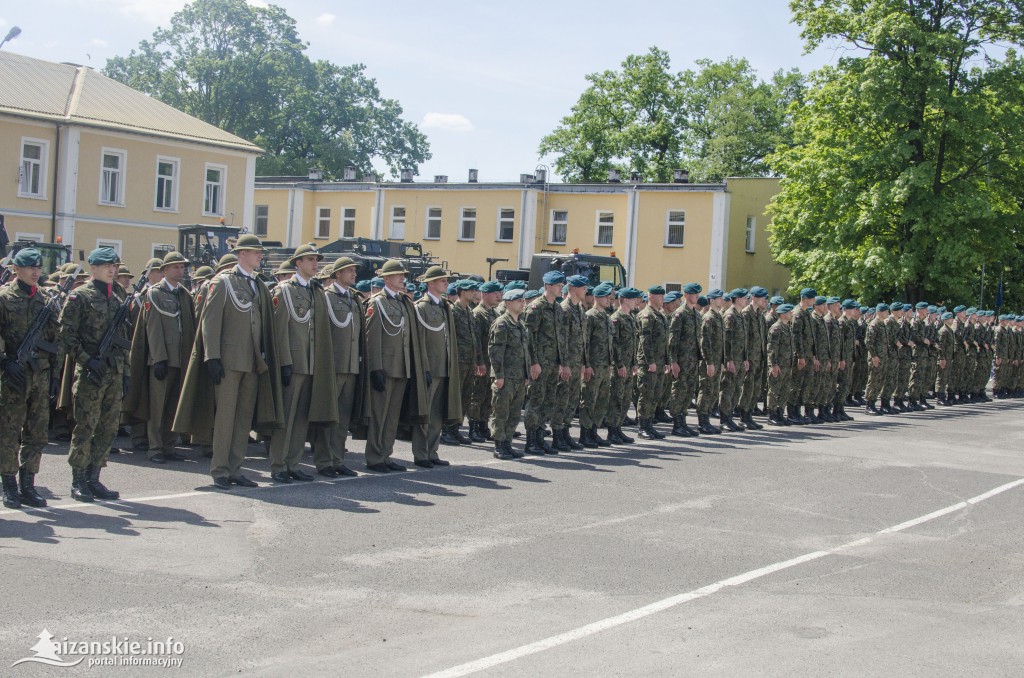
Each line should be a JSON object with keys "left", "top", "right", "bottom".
{"left": 316, "top": 207, "right": 331, "bottom": 239}
{"left": 255, "top": 205, "right": 269, "bottom": 237}
{"left": 745, "top": 216, "right": 756, "bottom": 253}
{"left": 342, "top": 208, "right": 356, "bottom": 237}
{"left": 460, "top": 208, "right": 477, "bottom": 241}
{"left": 14, "top": 232, "right": 44, "bottom": 243}
{"left": 99, "top": 149, "right": 126, "bottom": 206}
{"left": 665, "top": 282, "right": 682, "bottom": 294}
{"left": 665, "top": 210, "right": 685, "bottom": 247}
{"left": 152, "top": 244, "right": 175, "bottom": 259}
{"left": 550, "top": 210, "right": 568, "bottom": 244}
{"left": 497, "top": 207, "right": 515, "bottom": 242}
{"left": 155, "top": 157, "right": 179, "bottom": 211}
{"left": 203, "top": 164, "right": 226, "bottom": 216}
{"left": 389, "top": 206, "right": 406, "bottom": 239}
{"left": 19, "top": 138, "right": 47, "bottom": 198}
{"left": 425, "top": 207, "right": 442, "bottom": 240}
{"left": 96, "top": 239, "right": 122, "bottom": 257}
{"left": 595, "top": 211, "right": 614, "bottom": 246}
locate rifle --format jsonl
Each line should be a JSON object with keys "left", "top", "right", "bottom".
{"left": 12, "top": 266, "right": 80, "bottom": 381}
{"left": 85, "top": 266, "right": 151, "bottom": 384}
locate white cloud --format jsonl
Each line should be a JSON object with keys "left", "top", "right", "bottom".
{"left": 315, "top": 13, "right": 336, "bottom": 26}
{"left": 422, "top": 113, "right": 474, "bottom": 132}
{"left": 89, "top": 38, "right": 109, "bottom": 47}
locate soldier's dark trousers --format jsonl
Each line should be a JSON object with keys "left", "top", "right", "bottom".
{"left": 697, "top": 362, "right": 720, "bottom": 414}
{"left": 579, "top": 367, "right": 610, "bottom": 430}
{"left": 314, "top": 372, "right": 358, "bottom": 471}
{"left": 270, "top": 373, "right": 312, "bottom": 474}
{"left": 767, "top": 366, "right": 791, "bottom": 411}
{"left": 68, "top": 365, "right": 124, "bottom": 470}
{"left": 555, "top": 366, "right": 583, "bottom": 428}
{"left": 609, "top": 373, "right": 632, "bottom": 426}
{"left": 490, "top": 378, "right": 526, "bottom": 443}
{"left": 147, "top": 367, "right": 181, "bottom": 456}
{"left": 366, "top": 376, "right": 407, "bottom": 466}
{"left": 865, "top": 362, "right": 887, "bottom": 402}
{"left": 413, "top": 377, "right": 447, "bottom": 461}
{"left": 211, "top": 369, "right": 258, "bottom": 480}
{"left": 524, "top": 365, "right": 559, "bottom": 430}
{"left": 458, "top": 362, "right": 475, "bottom": 424}
{"left": 670, "top": 362, "right": 699, "bottom": 418}
{"left": 0, "top": 369, "right": 49, "bottom": 475}
{"left": 636, "top": 367, "right": 664, "bottom": 419}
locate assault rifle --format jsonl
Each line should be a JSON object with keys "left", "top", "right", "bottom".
{"left": 11, "top": 266, "right": 81, "bottom": 384}
{"left": 84, "top": 266, "right": 151, "bottom": 384}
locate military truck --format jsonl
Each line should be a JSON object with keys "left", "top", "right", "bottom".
{"left": 1, "top": 240, "right": 72, "bottom": 279}
{"left": 497, "top": 251, "right": 627, "bottom": 289}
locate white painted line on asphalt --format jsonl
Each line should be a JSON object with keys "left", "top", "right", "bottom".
{"left": 420, "top": 476, "right": 1024, "bottom": 678}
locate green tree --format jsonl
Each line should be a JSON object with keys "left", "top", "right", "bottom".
{"left": 104, "top": 0, "right": 429, "bottom": 178}
{"left": 768, "top": 0, "right": 1024, "bottom": 305}
{"left": 538, "top": 48, "right": 803, "bottom": 183}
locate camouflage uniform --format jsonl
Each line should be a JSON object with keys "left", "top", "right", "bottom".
{"left": 740, "top": 303, "right": 766, "bottom": 414}
{"left": 488, "top": 310, "right": 530, "bottom": 443}
{"left": 908, "top": 313, "right": 930, "bottom": 402}
{"left": 864, "top": 316, "right": 891, "bottom": 403}
{"left": 697, "top": 308, "right": 725, "bottom": 415}
{"left": 790, "top": 305, "right": 815, "bottom": 410}
{"left": 471, "top": 302, "right": 499, "bottom": 428}
{"left": 852, "top": 315, "right": 868, "bottom": 399}
{"left": 635, "top": 304, "right": 669, "bottom": 420}
{"left": 766, "top": 321, "right": 793, "bottom": 412}
{"left": 580, "top": 304, "right": 614, "bottom": 430}
{"left": 523, "top": 296, "right": 565, "bottom": 431}
{"left": 452, "top": 300, "right": 480, "bottom": 431}
{"left": 554, "top": 297, "right": 587, "bottom": 433}
{"left": 835, "top": 314, "right": 857, "bottom": 409}
{"left": 668, "top": 304, "right": 701, "bottom": 419}
{"left": 719, "top": 305, "right": 747, "bottom": 417}
{"left": 893, "top": 316, "right": 913, "bottom": 402}
{"left": 609, "top": 306, "right": 638, "bottom": 428}
{"left": 809, "top": 310, "right": 831, "bottom": 411}
{"left": 935, "top": 322, "right": 955, "bottom": 397}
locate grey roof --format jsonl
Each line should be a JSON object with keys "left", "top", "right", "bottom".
{"left": 0, "top": 51, "right": 261, "bottom": 154}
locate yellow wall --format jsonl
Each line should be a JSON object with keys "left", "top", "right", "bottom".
{"left": 537, "top": 191, "right": 628, "bottom": 256}
{"left": 0, "top": 117, "right": 58, "bottom": 241}
{"left": 724, "top": 177, "right": 790, "bottom": 295}
{"left": 632, "top": 190, "right": 717, "bottom": 291}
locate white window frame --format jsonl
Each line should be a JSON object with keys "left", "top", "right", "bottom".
{"left": 341, "top": 207, "right": 356, "bottom": 238}
{"left": 96, "top": 239, "right": 123, "bottom": 257}
{"left": 14, "top": 232, "right": 44, "bottom": 243}
{"left": 18, "top": 137, "right": 49, "bottom": 200}
{"left": 154, "top": 156, "right": 180, "bottom": 213}
{"left": 316, "top": 206, "right": 332, "bottom": 239}
{"left": 202, "top": 163, "right": 228, "bottom": 217}
{"left": 389, "top": 205, "right": 406, "bottom": 240}
{"left": 424, "top": 206, "right": 442, "bottom": 240}
{"left": 459, "top": 207, "right": 477, "bottom": 241}
{"left": 549, "top": 210, "right": 568, "bottom": 245}
{"left": 152, "top": 243, "right": 175, "bottom": 259}
{"left": 665, "top": 209, "right": 685, "bottom": 247}
{"left": 745, "top": 216, "right": 756, "bottom": 253}
{"left": 594, "top": 210, "right": 614, "bottom": 247}
{"left": 98, "top": 147, "right": 127, "bottom": 207}
{"left": 496, "top": 207, "right": 515, "bottom": 242}
{"left": 255, "top": 204, "right": 269, "bottom": 237}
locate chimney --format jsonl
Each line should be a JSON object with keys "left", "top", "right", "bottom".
{"left": 342, "top": 166, "right": 357, "bottom": 182}
{"left": 673, "top": 169, "right": 690, "bottom": 184}
{"left": 607, "top": 169, "right": 621, "bottom": 183}
{"left": 400, "top": 168, "right": 414, "bottom": 183}
{"left": 630, "top": 171, "right": 642, "bottom": 183}
{"left": 520, "top": 173, "right": 535, "bottom": 184}
{"left": 434, "top": 175, "right": 448, "bottom": 183}
{"left": 360, "top": 173, "right": 377, "bottom": 183}
{"left": 535, "top": 168, "right": 548, "bottom": 183}
{"left": 468, "top": 169, "right": 479, "bottom": 183}
{"left": 307, "top": 168, "right": 323, "bottom": 182}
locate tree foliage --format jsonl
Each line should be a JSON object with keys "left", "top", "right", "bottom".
{"left": 538, "top": 47, "right": 804, "bottom": 183}
{"left": 768, "top": 0, "right": 1024, "bottom": 306}
{"left": 104, "top": 0, "right": 429, "bottom": 178}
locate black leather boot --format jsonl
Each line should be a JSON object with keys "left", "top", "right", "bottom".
{"left": 804, "top": 405, "right": 821, "bottom": 424}
{"left": 648, "top": 418, "right": 666, "bottom": 439}
{"left": 879, "top": 398, "right": 894, "bottom": 414}
{"left": 71, "top": 467, "right": 95, "bottom": 502}
{"left": 638, "top": 418, "right": 655, "bottom": 440}
{"left": 866, "top": 400, "right": 881, "bottom": 415}
{"left": 721, "top": 414, "right": 743, "bottom": 432}
{"left": 616, "top": 426, "right": 635, "bottom": 444}
{"left": 744, "top": 409, "right": 764, "bottom": 430}
{"left": 920, "top": 396, "right": 934, "bottom": 409}
{"left": 552, "top": 428, "right": 571, "bottom": 452}
{"left": 579, "top": 427, "right": 599, "bottom": 449}
{"left": 592, "top": 427, "right": 611, "bottom": 447}
{"left": 17, "top": 469, "right": 47, "bottom": 508}
{"left": 452, "top": 424, "right": 471, "bottom": 445}
{"left": 565, "top": 428, "right": 584, "bottom": 450}
{"left": 87, "top": 464, "right": 119, "bottom": 500}
{"left": 1, "top": 474, "right": 21, "bottom": 509}
{"left": 469, "top": 421, "right": 487, "bottom": 443}
{"left": 767, "top": 408, "right": 787, "bottom": 426}
{"left": 538, "top": 428, "right": 557, "bottom": 454}
{"left": 698, "top": 413, "right": 721, "bottom": 434}
{"left": 818, "top": 405, "right": 835, "bottom": 423}
{"left": 654, "top": 409, "right": 673, "bottom": 424}
{"left": 671, "top": 415, "right": 691, "bottom": 437}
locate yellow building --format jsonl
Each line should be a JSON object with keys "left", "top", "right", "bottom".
{"left": 255, "top": 172, "right": 789, "bottom": 293}
{"left": 0, "top": 51, "right": 261, "bottom": 272}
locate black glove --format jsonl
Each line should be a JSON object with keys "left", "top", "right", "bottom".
{"left": 205, "top": 358, "right": 225, "bottom": 385}
{"left": 85, "top": 356, "right": 107, "bottom": 383}
{"left": 370, "top": 369, "right": 386, "bottom": 393}
{"left": 281, "top": 365, "right": 292, "bottom": 387}
{"left": 49, "top": 375, "right": 60, "bottom": 401}
{"left": 122, "top": 374, "right": 131, "bottom": 397}
{"left": 152, "top": 361, "right": 168, "bottom": 381}
{"left": 424, "top": 370, "right": 433, "bottom": 388}
{"left": 1, "top": 358, "right": 26, "bottom": 391}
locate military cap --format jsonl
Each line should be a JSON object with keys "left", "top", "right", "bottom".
{"left": 479, "top": 281, "right": 502, "bottom": 293}
{"left": 648, "top": 285, "right": 666, "bottom": 295}
{"left": 927, "top": 305, "right": 937, "bottom": 313}
{"left": 729, "top": 288, "right": 748, "bottom": 299}
{"left": 216, "top": 253, "right": 238, "bottom": 272}
{"left": 941, "top": 311, "right": 954, "bottom": 320}
{"left": 63, "top": 263, "right": 87, "bottom": 278}
{"left": 542, "top": 270, "right": 566, "bottom": 285}
{"left": 683, "top": 282, "right": 702, "bottom": 294}
{"left": 504, "top": 280, "right": 527, "bottom": 291}
{"left": 457, "top": 279, "right": 479, "bottom": 291}
{"left": 355, "top": 280, "right": 372, "bottom": 293}
{"left": 914, "top": 301, "right": 929, "bottom": 309}
{"left": 593, "top": 282, "right": 614, "bottom": 297}
{"left": 561, "top": 284, "right": 568, "bottom": 297}
{"left": 377, "top": 259, "right": 408, "bottom": 276}
{"left": 116, "top": 264, "right": 133, "bottom": 278}
{"left": 864, "top": 307, "right": 875, "bottom": 315}
{"left": 370, "top": 276, "right": 385, "bottom": 289}
{"left": 405, "top": 283, "right": 417, "bottom": 293}
{"left": 813, "top": 296, "right": 826, "bottom": 306}
{"left": 876, "top": 303, "right": 889, "bottom": 312}
{"left": 750, "top": 286, "right": 769, "bottom": 298}
{"left": 641, "top": 292, "right": 649, "bottom": 301}
{"left": 566, "top": 274, "right": 588, "bottom": 288}
{"left": 233, "top": 234, "right": 265, "bottom": 251}
{"left": 289, "top": 243, "right": 323, "bottom": 263}
{"left": 966, "top": 307, "right": 977, "bottom": 315}
{"left": 142, "top": 257, "right": 163, "bottom": 272}
{"left": 987, "top": 310, "right": 996, "bottom": 316}
{"left": 417, "top": 264, "right": 449, "bottom": 283}
{"left": 275, "top": 259, "right": 296, "bottom": 275}
{"left": 1015, "top": 315, "right": 1023, "bottom": 321}
{"left": 413, "top": 291, "right": 423, "bottom": 300}
{"left": 524, "top": 289, "right": 541, "bottom": 300}
{"left": 841, "top": 299, "right": 858, "bottom": 309}
{"left": 697, "top": 295, "right": 709, "bottom": 307}
{"left": 446, "top": 282, "right": 458, "bottom": 296}
{"left": 706, "top": 288, "right": 724, "bottom": 299}
{"left": 664, "top": 291, "right": 681, "bottom": 303}
{"left": 329, "top": 256, "right": 359, "bottom": 275}
{"left": 769, "top": 295, "right": 784, "bottom": 305}
{"left": 826, "top": 296, "right": 840, "bottom": 304}
{"left": 890, "top": 300, "right": 903, "bottom": 310}
{"left": 161, "top": 251, "right": 190, "bottom": 269}
{"left": 777, "top": 303, "right": 795, "bottom": 314}
{"left": 937, "top": 306, "right": 947, "bottom": 313}
{"left": 585, "top": 286, "right": 594, "bottom": 296}
{"left": 87, "top": 247, "right": 120, "bottom": 265}
{"left": 193, "top": 265, "right": 214, "bottom": 281}
{"left": 502, "top": 288, "right": 526, "bottom": 301}
{"left": 799, "top": 288, "right": 817, "bottom": 298}
{"left": 859, "top": 306, "right": 869, "bottom": 313}
{"left": 618, "top": 287, "right": 642, "bottom": 300}
{"left": 12, "top": 248, "right": 42, "bottom": 267}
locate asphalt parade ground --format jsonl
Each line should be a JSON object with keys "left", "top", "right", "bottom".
{"left": 2, "top": 401, "right": 1023, "bottom": 676}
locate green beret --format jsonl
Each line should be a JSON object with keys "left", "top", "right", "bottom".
{"left": 648, "top": 285, "right": 666, "bottom": 295}
{"left": 750, "top": 286, "right": 768, "bottom": 298}
{"left": 355, "top": 280, "right": 372, "bottom": 293}
{"left": 697, "top": 295, "right": 709, "bottom": 307}
{"left": 941, "top": 311, "right": 954, "bottom": 320}
{"left": 799, "top": 288, "right": 816, "bottom": 299}
{"left": 926, "top": 305, "right": 936, "bottom": 313}
{"left": 456, "top": 279, "right": 479, "bottom": 291}
{"left": 841, "top": 299, "right": 858, "bottom": 309}
{"left": 777, "top": 303, "right": 795, "bottom": 313}
{"left": 371, "top": 277, "right": 385, "bottom": 288}
{"left": 618, "top": 287, "right": 642, "bottom": 300}
{"left": 730, "top": 288, "right": 748, "bottom": 299}
{"left": 826, "top": 296, "right": 840, "bottom": 304}
{"left": 859, "top": 306, "right": 869, "bottom": 313}
{"left": 593, "top": 282, "right": 613, "bottom": 297}
{"left": 524, "top": 289, "right": 541, "bottom": 300}
{"left": 12, "top": 248, "right": 42, "bottom": 267}
{"left": 566, "top": 275, "right": 588, "bottom": 288}
{"left": 864, "top": 307, "right": 874, "bottom": 315}
{"left": 87, "top": 247, "right": 120, "bottom": 265}
{"left": 664, "top": 291, "right": 681, "bottom": 303}
{"left": 642, "top": 292, "right": 649, "bottom": 301}
{"left": 813, "top": 296, "right": 826, "bottom": 306}
{"left": 876, "top": 303, "right": 889, "bottom": 312}
{"left": 682, "top": 283, "right": 702, "bottom": 294}
{"left": 706, "top": 288, "right": 723, "bottom": 299}
{"left": 966, "top": 307, "right": 977, "bottom": 315}
{"left": 542, "top": 270, "right": 565, "bottom": 285}
{"left": 504, "top": 280, "right": 527, "bottom": 291}
{"left": 479, "top": 281, "right": 503, "bottom": 293}
{"left": 769, "top": 296, "right": 784, "bottom": 305}
{"left": 585, "top": 286, "right": 594, "bottom": 296}
{"left": 915, "top": 301, "right": 929, "bottom": 309}
{"left": 502, "top": 288, "right": 525, "bottom": 301}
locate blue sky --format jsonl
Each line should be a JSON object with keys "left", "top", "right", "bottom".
{"left": 3, "top": 0, "right": 839, "bottom": 180}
